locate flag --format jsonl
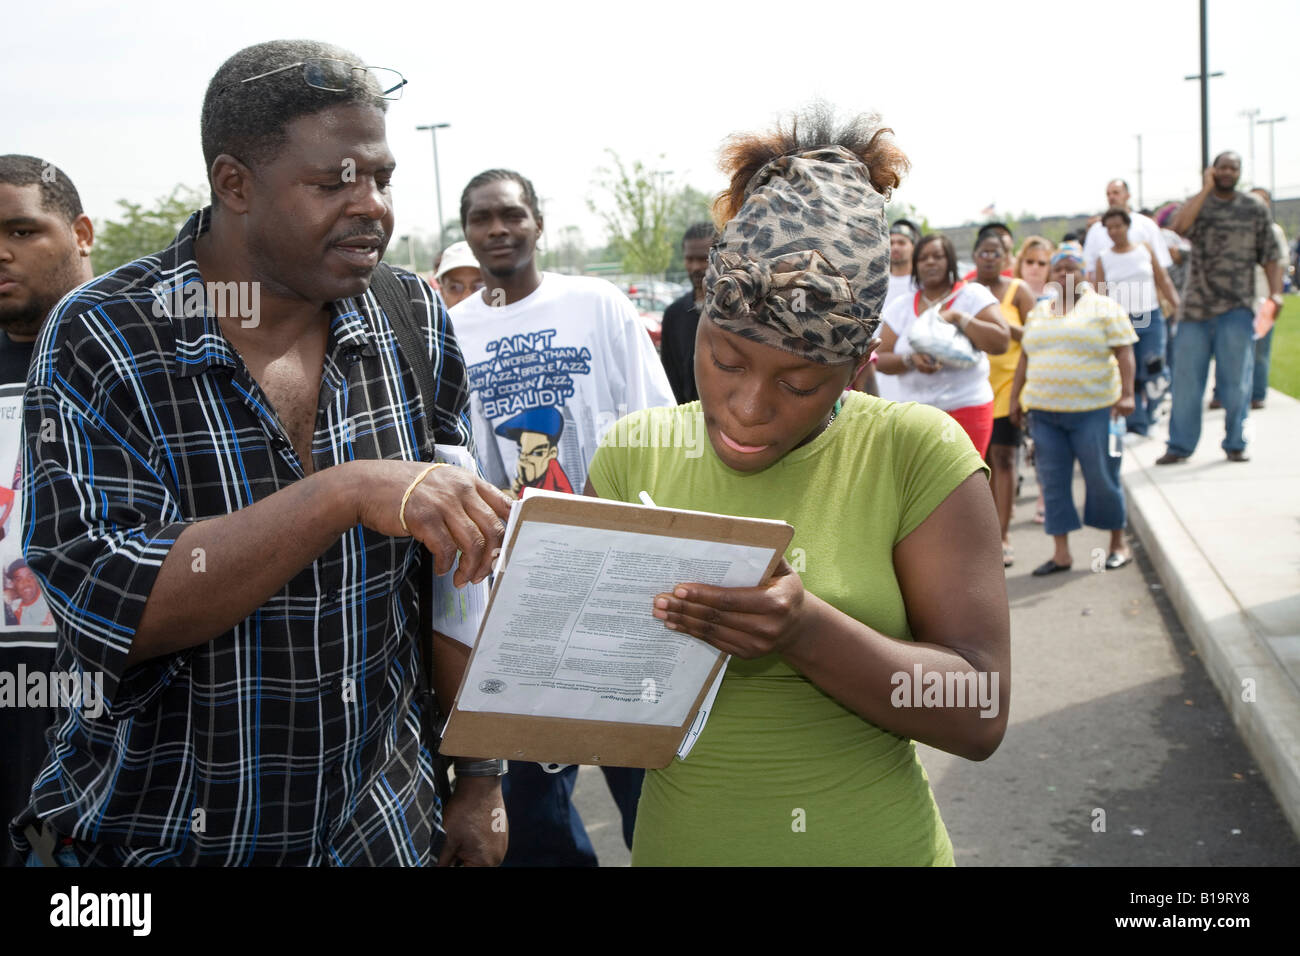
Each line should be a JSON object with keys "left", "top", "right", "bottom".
{"left": 980, "top": 202, "right": 996, "bottom": 218}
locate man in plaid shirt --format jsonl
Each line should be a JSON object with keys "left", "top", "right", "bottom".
{"left": 11, "top": 40, "right": 512, "bottom": 866}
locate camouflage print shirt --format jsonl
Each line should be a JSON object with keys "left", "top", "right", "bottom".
{"left": 1182, "top": 192, "right": 1279, "bottom": 320}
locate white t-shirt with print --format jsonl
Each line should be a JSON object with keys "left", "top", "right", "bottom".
{"left": 881, "top": 282, "right": 999, "bottom": 411}
{"left": 451, "top": 273, "right": 675, "bottom": 495}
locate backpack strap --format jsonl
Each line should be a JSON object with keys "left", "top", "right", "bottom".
{"left": 372, "top": 264, "right": 439, "bottom": 421}
{"left": 368, "top": 264, "right": 452, "bottom": 804}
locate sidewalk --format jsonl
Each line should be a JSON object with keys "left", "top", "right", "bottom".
{"left": 1122, "top": 384, "right": 1300, "bottom": 839}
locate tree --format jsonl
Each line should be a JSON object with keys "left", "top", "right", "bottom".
{"left": 93, "top": 185, "right": 206, "bottom": 276}
{"left": 386, "top": 222, "right": 466, "bottom": 274}
{"left": 538, "top": 225, "right": 586, "bottom": 274}
{"left": 438, "top": 218, "right": 465, "bottom": 248}
{"left": 884, "top": 198, "right": 930, "bottom": 234}
{"left": 1001, "top": 210, "right": 1039, "bottom": 239}
{"left": 664, "top": 184, "right": 716, "bottom": 277}
{"left": 383, "top": 233, "right": 438, "bottom": 273}
{"left": 588, "top": 150, "right": 674, "bottom": 277}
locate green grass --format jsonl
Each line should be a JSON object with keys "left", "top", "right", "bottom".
{"left": 1268, "top": 294, "right": 1300, "bottom": 399}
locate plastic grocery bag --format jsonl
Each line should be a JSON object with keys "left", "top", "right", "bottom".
{"left": 908, "top": 303, "right": 981, "bottom": 368}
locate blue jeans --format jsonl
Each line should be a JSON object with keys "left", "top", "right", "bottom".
{"left": 1167, "top": 308, "right": 1255, "bottom": 456}
{"left": 1253, "top": 325, "right": 1274, "bottom": 403}
{"left": 500, "top": 762, "right": 643, "bottom": 867}
{"left": 1029, "top": 408, "right": 1126, "bottom": 536}
{"left": 1127, "top": 307, "right": 1168, "bottom": 435}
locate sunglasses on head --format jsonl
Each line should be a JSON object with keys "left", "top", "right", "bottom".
{"left": 216, "top": 57, "right": 407, "bottom": 100}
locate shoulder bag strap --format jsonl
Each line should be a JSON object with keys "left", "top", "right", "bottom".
{"left": 368, "top": 264, "right": 453, "bottom": 802}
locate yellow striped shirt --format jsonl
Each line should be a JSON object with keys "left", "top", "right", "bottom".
{"left": 1021, "top": 286, "right": 1138, "bottom": 412}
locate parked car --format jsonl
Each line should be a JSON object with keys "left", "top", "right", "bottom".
{"left": 626, "top": 279, "right": 687, "bottom": 302}
{"left": 620, "top": 283, "right": 676, "bottom": 350}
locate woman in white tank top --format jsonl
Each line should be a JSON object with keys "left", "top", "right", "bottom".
{"left": 1094, "top": 208, "right": 1181, "bottom": 436}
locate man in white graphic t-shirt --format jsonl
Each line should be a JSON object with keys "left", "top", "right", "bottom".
{"left": 450, "top": 168, "right": 674, "bottom": 866}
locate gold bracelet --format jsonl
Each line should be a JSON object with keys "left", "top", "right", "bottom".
{"left": 399, "top": 463, "right": 449, "bottom": 535}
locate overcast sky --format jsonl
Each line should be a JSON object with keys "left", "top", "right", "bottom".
{"left": 9, "top": 0, "right": 1298, "bottom": 251}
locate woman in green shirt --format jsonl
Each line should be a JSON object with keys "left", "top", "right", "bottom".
{"left": 585, "top": 107, "right": 1011, "bottom": 865}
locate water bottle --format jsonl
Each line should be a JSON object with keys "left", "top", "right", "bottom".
{"left": 1108, "top": 417, "right": 1125, "bottom": 458}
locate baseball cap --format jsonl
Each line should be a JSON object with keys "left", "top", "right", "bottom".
{"left": 435, "top": 241, "right": 481, "bottom": 281}
{"left": 889, "top": 218, "right": 920, "bottom": 244}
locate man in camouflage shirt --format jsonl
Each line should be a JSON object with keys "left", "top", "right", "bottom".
{"left": 1157, "top": 152, "right": 1283, "bottom": 465}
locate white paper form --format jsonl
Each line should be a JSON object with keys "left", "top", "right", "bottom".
{"left": 428, "top": 443, "right": 493, "bottom": 647}
{"left": 430, "top": 562, "right": 490, "bottom": 647}
{"left": 457, "top": 521, "right": 775, "bottom": 727}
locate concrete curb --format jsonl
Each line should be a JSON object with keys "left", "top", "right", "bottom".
{"left": 1122, "top": 388, "right": 1300, "bottom": 840}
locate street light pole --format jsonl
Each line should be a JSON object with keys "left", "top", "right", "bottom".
{"left": 1183, "top": 0, "right": 1223, "bottom": 174}
{"left": 1136, "top": 134, "right": 1143, "bottom": 209}
{"left": 1258, "top": 116, "right": 1286, "bottom": 198}
{"left": 1239, "top": 108, "right": 1260, "bottom": 186}
{"left": 416, "top": 123, "right": 451, "bottom": 254}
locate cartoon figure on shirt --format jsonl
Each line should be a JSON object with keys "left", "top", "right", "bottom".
{"left": 495, "top": 407, "right": 573, "bottom": 496}
{"left": 4, "top": 558, "right": 53, "bottom": 628}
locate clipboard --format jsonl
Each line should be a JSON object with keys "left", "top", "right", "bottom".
{"left": 438, "top": 490, "right": 793, "bottom": 769}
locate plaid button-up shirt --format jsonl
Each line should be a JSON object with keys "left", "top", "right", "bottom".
{"left": 12, "top": 208, "right": 472, "bottom": 865}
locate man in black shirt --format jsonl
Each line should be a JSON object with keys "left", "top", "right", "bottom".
{"left": 0, "top": 154, "right": 94, "bottom": 867}
{"left": 659, "top": 222, "right": 717, "bottom": 404}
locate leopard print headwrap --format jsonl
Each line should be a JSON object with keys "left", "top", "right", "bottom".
{"left": 704, "top": 145, "right": 889, "bottom": 364}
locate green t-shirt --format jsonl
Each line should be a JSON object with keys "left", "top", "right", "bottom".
{"left": 587, "top": 391, "right": 989, "bottom": 866}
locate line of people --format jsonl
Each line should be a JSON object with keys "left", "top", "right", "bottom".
{"left": 692, "top": 161, "right": 1288, "bottom": 576}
